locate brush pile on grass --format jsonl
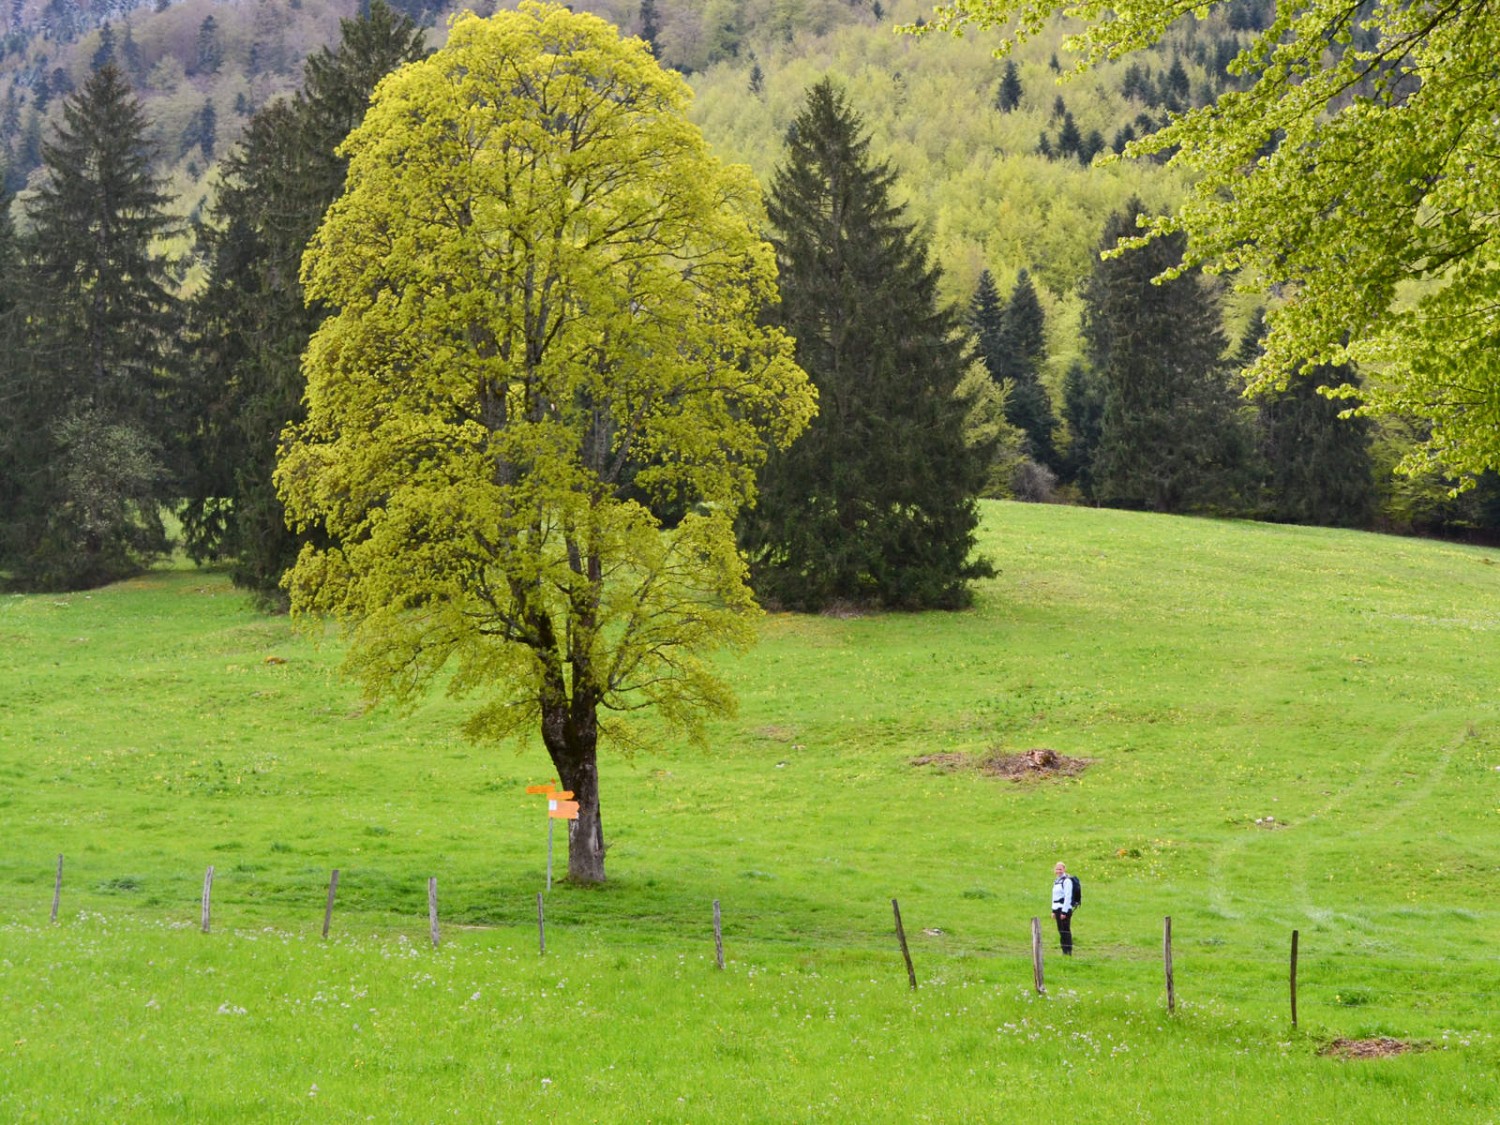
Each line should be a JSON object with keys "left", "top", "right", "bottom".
{"left": 910, "top": 747, "right": 1089, "bottom": 780}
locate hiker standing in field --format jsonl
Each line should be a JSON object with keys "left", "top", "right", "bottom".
{"left": 1051, "top": 862, "right": 1081, "bottom": 955}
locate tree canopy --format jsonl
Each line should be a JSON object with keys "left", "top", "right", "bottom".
{"left": 277, "top": 2, "right": 814, "bottom": 883}
{"left": 917, "top": 0, "right": 1500, "bottom": 483}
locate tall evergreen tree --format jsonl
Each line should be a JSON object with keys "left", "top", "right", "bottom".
{"left": 996, "top": 59, "right": 1022, "bottom": 111}
{"left": 1083, "top": 200, "right": 1253, "bottom": 513}
{"left": 971, "top": 268, "right": 1058, "bottom": 469}
{"left": 3, "top": 65, "right": 179, "bottom": 589}
{"left": 183, "top": 2, "right": 428, "bottom": 599}
{"left": 1243, "top": 312, "right": 1376, "bottom": 527}
{"left": 996, "top": 269, "right": 1058, "bottom": 469}
{"left": 639, "top": 0, "right": 661, "bottom": 55}
{"left": 0, "top": 196, "right": 24, "bottom": 561}
{"left": 741, "top": 80, "right": 993, "bottom": 610}
{"left": 968, "top": 269, "right": 1005, "bottom": 374}
{"left": 1060, "top": 359, "right": 1104, "bottom": 498}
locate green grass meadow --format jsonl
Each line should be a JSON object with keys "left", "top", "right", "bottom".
{"left": 0, "top": 502, "right": 1496, "bottom": 1121}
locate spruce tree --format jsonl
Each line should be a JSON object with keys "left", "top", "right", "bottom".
{"left": 1060, "top": 359, "right": 1104, "bottom": 498}
{"left": 0, "top": 196, "right": 24, "bottom": 564}
{"left": 996, "top": 269, "right": 1059, "bottom": 470}
{"left": 4, "top": 65, "right": 179, "bottom": 589}
{"left": 1243, "top": 313, "right": 1376, "bottom": 528}
{"left": 1056, "top": 110, "right": 1082, "bottom": 158}
{"left": 741, "top": 80, "right": 993, "bottom": 610}
{"left": 969, "top": 270, "right": 1005, "bottom": 375}
{"left": 972, "top": 268, "right": 1058, "bottom": 470}
{"left": 639, "top": 0, "right": 661, "bottom": 55}
{"left": 1083, "top": 200, "right": 1253, "bottom": 514}
{"left": 996, "top": 59, "right": 1022, "bottom": 111}
{"left": 183, "top": 2, "right": 427, "bottom": 599}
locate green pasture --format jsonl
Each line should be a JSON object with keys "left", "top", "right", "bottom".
{"left": 0, "top": 502, "right": 1496, "bottom": 1121}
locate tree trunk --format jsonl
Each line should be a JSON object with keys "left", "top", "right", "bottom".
{"left": 541, "top": 702, "right": 606, "bottom": 884}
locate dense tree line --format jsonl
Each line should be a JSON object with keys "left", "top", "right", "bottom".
{"left": 4, "top": 0, "right": 1496, "bottom": 603}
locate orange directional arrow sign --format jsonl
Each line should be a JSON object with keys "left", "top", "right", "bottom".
{"left": 525, "top": 784, "right": 553, "bottom": 795}
{"left": 548, "top": 800, "right": 580, "bottom": 820}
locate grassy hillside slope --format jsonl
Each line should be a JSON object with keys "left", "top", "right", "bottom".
{"left": 0, "top": 503, "right": 1496, "bottom": 1119}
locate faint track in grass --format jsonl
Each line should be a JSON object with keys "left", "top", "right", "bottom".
{"left": 1206, "top": 706, "right": 1488, "bottom": 927}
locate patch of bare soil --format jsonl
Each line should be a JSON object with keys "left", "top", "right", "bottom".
{"left": 910, "top": 747, "right": 1090, "bottom": 781}
{"left": 754, "top": 725, "right": 798, "bottom": 742}
{"left": 1319, "top": 1037, "right": 1414, "bottom": 1059}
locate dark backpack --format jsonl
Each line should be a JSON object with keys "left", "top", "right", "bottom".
{"left": 1071, "top": 876, "right": 1082, "bottom": 906}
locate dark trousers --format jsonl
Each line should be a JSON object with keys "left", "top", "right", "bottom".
{"left": 1053, "top": 909, "right": 1074, "bottom": 955}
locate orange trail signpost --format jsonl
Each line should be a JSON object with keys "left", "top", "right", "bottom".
{"left": 527, "top": 783, "right": 579, "bottom": 890}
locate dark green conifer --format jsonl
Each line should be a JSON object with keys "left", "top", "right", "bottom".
{"left": 4, "top": 65, "right": 179, "bottom": 589}
{"left": 195, "top": 15, "right": 222, "bottom": 76}
{"left": 969, "top": 270, "right": 1005, "bottom": 374}
{"left": 996, "top": 270, "right": 1059, "bottom": 470}
{"left": 182, "top": 2, "right": 427, "bottom": 599}
{"left": 741, "top": 80, "right": 993, "bottom": 611}
{"left": 1060, "top": 359, "right": 1104, "bottom": 497}
{"left": 996, "top": 60, "right": 1022, "bottom": 112}
{"left": 639, "top": 0, "right": 661, "bottom": 55}
{"left": 1083, "top": 200, "right": 1254, "bottom": 513}
{"left": 1056, "top": 111, "right": 1082, "bottom": 158}
{"left": 1244, "top": 312, "right": 1376, "bottom": 528}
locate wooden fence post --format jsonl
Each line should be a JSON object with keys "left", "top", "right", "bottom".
{"left": 428, "top": 877, "right": 440, "bottom": 948}
{"left": 1163, "top": 916, "right": 1175, "bottom": 1014}
{"left": 1031, "top": 916, "right": 1046, "bottom": 995}
{"left": 201, "top": 865, "right": 215, "bottom": 934}
{"left": 51, "top": 854, "right": 63, "bottom": 924}
{"left": 892, "top": 899, "right": 917, "bottom": 990}
{"left": 322, "top": 869, "right": 339, "bottom": 939}
{"left": 713, "top": 900, "right": 724, "bottom": 970}
{"left": 537, "top": 891, "right": 546, "bottom": 956}
{"left": 1290, "top": 929, "right": 1299, "bottom": 1028}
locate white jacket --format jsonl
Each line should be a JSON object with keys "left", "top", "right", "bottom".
{"left": 1052, "top": 875, "right": 1076, "bottom": 913}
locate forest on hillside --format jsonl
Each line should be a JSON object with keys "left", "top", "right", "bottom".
{"left": 2, "top": 0, "right": 1498, "bottom": 602}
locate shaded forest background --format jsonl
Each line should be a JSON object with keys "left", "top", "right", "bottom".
{"left": 1, "top": 0, "right": 1496, "bottom": 596}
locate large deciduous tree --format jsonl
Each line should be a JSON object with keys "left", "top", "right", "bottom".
{"left": 277, "top": 3, "right": 814, "bottom": 884}
{"left": 919, "top": 0, "right": 1500, "bottom": 484}
{"left": 741, "top": 80, "right": 992, "bottom": 611}
{"left": 2, "top": 64, "right": 178, "bottom": 590}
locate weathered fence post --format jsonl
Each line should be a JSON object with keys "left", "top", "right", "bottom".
{"left": 322, "top": 869, "right": 340, "bottom": 939}
{"left": 713, "top": 900, "right": 725, "bottom": 970}
{"left": 427, "top": 877, "right": 440, "bottom": 948}
{"left": 892, "top": 899, "right": 917, "bottom": 990}
{"left": 1290, "top": 929, "right": 1299, "bottom": 1028}
{"left": 1031, "top": 916, "right": 1046, "bottom": 995}
{"left": 51, "top": 854, "right": 63, "bottom": 924}
{"left": 537, "top": 891, "right": 546, "bottom": 956}
{"left": 1163, "top": 916, "right": 1175, "bottom": 1014}
{"left": 201, "top": 865, "right": 215, "bottom": 934}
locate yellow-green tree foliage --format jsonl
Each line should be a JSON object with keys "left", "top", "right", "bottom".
{"left": 919, "top": 0, "right": 1500, "bottom": 481}
{"left": 277, "top": 2, "right": 814, "bottom": 883}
